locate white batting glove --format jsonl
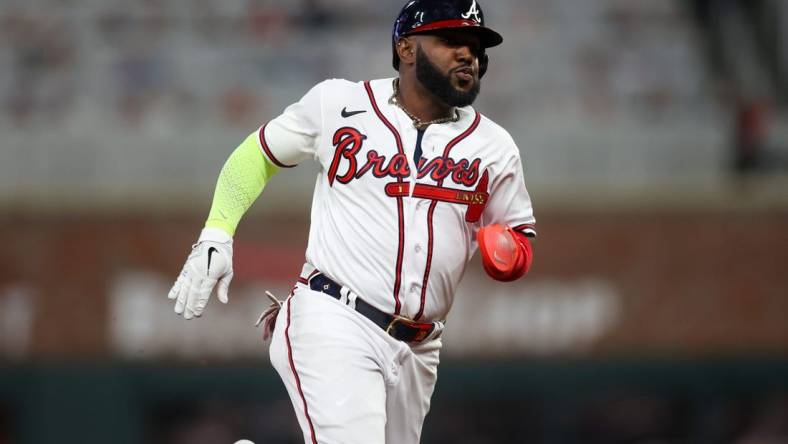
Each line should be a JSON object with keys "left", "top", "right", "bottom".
{"left": 168, "top": 227, "right": 234, "bottom": 319}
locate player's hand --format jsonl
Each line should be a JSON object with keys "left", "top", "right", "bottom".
{"left": 168, "top": 228, "right": 234, "bottom": 319}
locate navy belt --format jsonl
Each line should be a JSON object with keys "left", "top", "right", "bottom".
{"left": 307, "top": 273, "right": 435, "bottom": 343}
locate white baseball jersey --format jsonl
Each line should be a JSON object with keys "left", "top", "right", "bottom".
{"left": 259, "top": 77, "right": 536, "bottom": 322}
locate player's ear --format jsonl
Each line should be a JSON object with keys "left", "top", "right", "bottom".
{"left": 396, "top": 37, "right": 416, "bottom": 66}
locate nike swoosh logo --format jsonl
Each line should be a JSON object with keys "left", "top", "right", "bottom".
{"left": 207, "top": 247, "right": 218, "bottom": 273}
{"left": 341, "top": 107, "right": 366, "bottom": 118}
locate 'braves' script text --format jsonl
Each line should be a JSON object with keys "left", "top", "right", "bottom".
{"left": 327, "top": 127, "right": 482, "bottom": 187}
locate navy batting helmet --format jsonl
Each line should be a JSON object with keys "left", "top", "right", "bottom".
{"left": 392, "top": 0, "right": 503, "bottom": 77}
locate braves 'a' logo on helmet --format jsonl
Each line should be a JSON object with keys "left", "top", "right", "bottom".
{"left": 461, "top": 0, "right": 481, "bottom": 22}
{"left": 414, "top": 11, "right": 425, "bottom": 27}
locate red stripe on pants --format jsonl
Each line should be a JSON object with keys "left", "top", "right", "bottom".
{"left": 285, "top": 295, "right": 318, "bottom": 444}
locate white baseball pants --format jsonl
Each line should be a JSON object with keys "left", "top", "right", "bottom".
{"left": 269, "top": 283, "right": 442, "bottom": 444}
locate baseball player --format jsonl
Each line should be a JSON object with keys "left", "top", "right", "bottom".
{"left": 168, "top": 0, "right": 536, "bottom": 442}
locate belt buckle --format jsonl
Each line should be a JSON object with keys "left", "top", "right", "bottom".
{"left": 385, "top": 315, "right": 433, "bottom": 343}
{"left": 385, "top": 314, "right": 412, "bottom": 336}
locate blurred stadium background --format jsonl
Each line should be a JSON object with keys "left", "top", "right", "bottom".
{"left": 1, "top": 0, "right": 787, "bottom": 442}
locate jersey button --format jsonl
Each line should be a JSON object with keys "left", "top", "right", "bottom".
{"left": 415, "top": 244, "right": 422, "bottom": 253}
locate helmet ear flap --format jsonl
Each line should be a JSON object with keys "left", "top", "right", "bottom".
{"left": 479, "top": 50, "right": 489, "bottom": 78}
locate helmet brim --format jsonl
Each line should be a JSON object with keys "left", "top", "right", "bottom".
{"left": 406, "top": 19, "right": 503, "bottom": 48}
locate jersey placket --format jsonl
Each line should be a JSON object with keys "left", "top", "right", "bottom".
{"left": 401, "top": 126, "right": 436, "bottom": 319}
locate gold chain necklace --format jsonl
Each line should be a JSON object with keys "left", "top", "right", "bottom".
{"left": 389, "top": 79, "right": 459, "bottom": 130}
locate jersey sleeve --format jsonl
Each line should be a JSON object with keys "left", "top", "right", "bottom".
{"left": 257, "top": 81, "right": 326, "bottom": 168}
{"left": 481, "top": 146, "right": 537, "bottom": 238}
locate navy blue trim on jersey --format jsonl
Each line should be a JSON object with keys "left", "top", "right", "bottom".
{"left": 414, "top": 129, "right": 425, "bottom": 164}
{"left": 415, "top": 111, "right": 482, "bottom": 321}
{"left": 259, "top": 123, "right": 297, "bottom": 169}
{"left": 364, "top": 80, "right": 406, "bottom": 316}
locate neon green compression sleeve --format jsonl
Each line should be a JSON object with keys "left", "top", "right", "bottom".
{"left": 205, "top": 132, "right": 280, "bottom": 236}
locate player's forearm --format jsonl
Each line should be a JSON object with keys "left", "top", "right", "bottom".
{"left": 205, "top": 132, "right": 280, "bottom": 236}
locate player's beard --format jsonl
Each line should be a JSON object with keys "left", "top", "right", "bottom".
{"left": 416, "top": 45, "right": 480, "bottom": 108}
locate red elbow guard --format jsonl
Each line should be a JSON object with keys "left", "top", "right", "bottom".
{"left": 477, "top": 225, "right": 533, "bottom": 282}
